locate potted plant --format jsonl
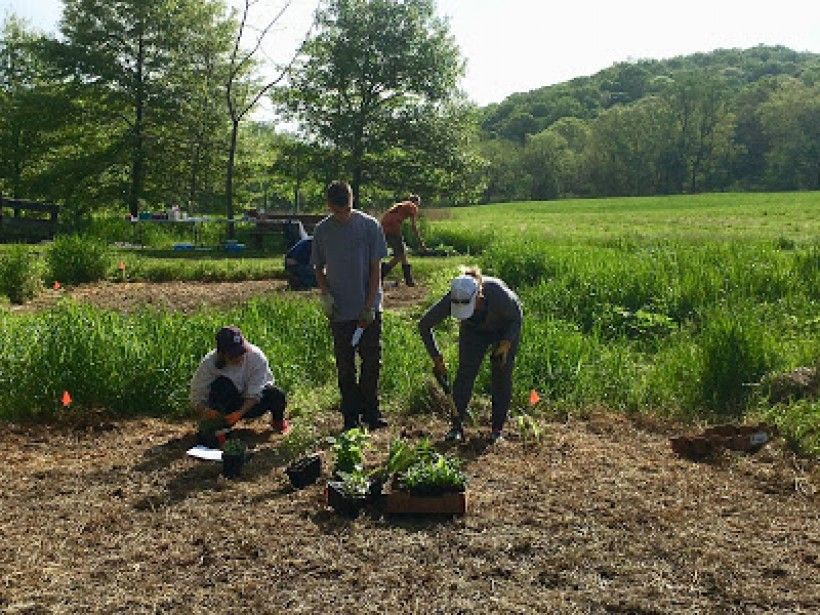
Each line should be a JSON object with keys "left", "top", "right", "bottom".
{"left": 383, "top": 438, "right": 468, "bottom": 515}
{"left": 222, "top": 437, "right": 247, "bottom": 479}
{"left": 327, "top": 470, "right": 372, "bottom": 517}
{"left": 330, "top": 427, "right": 370, "bottom": 476}
{"left": 285, "top": 453, "right": 322, "bottom": 489}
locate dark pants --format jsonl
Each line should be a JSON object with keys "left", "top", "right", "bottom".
{"left": 330, "top": 315, "right": 382, "bottom": 425}
{"left": 207, "top": 376, "right": 286, "bottom": 421}
{"left": 452, "top": 327, "right": 519, "bottom": 432}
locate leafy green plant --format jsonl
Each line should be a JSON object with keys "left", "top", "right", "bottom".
{"left": 335, "top": 470, "right": 372, "bottom": 498}
{"left": 223, "top": 437, "right": 247, "bottom": 456}
{"left": 330, "top": 427, "right": 370, "bottom": 475}
{"left": 0, "top": 245, "right": 43, "bottom": 304}
{"left": 398, "top": 452, "right": 466, "bottom": 496}
{"left": 47, "top": 234, "right": 111, "bottom": 284}
{"left": 199, "top": 417, "right": 229, "bottom": 434}
{"left": 514, "top": 413, "right": 543, "bottom": 446}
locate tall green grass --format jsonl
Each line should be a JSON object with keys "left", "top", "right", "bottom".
{"left": 1, "top": 193, "right": 817, "bottom": 455}
{"left": 0, "top": 297, "right": 335, "bottom": 420}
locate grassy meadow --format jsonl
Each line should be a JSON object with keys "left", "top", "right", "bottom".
{"left": 0, "top": 192, "right": 818, "bottom": 455}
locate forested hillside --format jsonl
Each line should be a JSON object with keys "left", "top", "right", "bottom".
{"left": 479, "top": 46, "right": 819, "bottom": 201}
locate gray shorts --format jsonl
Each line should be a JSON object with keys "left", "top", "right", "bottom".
{"left": 386, "top": 233, "right": 406, "bottom": 257}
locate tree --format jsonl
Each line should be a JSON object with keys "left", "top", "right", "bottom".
{"left": 55, "top": 0, "right": 232, "bottom": 216}
{"left": 0, "top": 16, "right": 55, "bottom": 199}
{"left": 223, "top": 0, "right": 315, "bottom": 235}
{"left": 280, "top": 0, "right": 464, "bottom": 205}
{"left": 758, "top": 77, "right": 820, "bottom": 190}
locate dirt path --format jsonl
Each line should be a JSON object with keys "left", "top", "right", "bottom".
{"left": 9, "top": 279, "right": 428, "bottom": 315}
{"left": 1, "top": 414, "right": 816, "bottom": 613}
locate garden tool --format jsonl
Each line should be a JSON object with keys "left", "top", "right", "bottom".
{"left": 433, "top": 362, "right": 463, "bottom": 441}
{"left": 401, "top": 263, "right": 415, "bottom": 286}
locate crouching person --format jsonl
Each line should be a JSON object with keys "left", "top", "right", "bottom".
{"left": 191, "top": 325, "right": 290, "bottom": 436}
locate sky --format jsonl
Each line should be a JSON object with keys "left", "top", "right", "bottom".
{"left": 3, "top": 0, "right": 819, "bottom": 107}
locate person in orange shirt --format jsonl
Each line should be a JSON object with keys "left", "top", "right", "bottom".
{"left": 379, "top": 194, "right": 426, "bottom": 286}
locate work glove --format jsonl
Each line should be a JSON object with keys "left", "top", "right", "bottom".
{"left": 432, "top": 355, "right": 448, "bottom": 380}
{"left": 320, "top": 293, "right": 335, "bottom": 319}
{"left": 357, "top": 307, "right": 375, "bottom": 327}
{"left": 432, "top": 355, "right": 451, "bottom": 395}
{"left": 224, "top": 411, "right": 243, "bottom": 426}
{"left": 492, "top": 340, "right": 512, "bottom": 366}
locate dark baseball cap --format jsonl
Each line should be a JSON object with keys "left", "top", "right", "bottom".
{"left": 215, "top": 325, "right": 249, "bottom": 357}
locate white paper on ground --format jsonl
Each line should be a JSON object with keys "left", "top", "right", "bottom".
{"left": 351, "top": 326, "right": 364, "bottom": 347}
{"left": 186, "top": 445, "right": 223, "bottom": 461}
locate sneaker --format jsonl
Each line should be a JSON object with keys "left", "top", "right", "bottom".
{"left": 490, "top": 430, "right": 504, "bottom": 443}
{"left": 271, "top": 419, "right": 291, "bottom": 435}
{"left": 342, "top": 415, "right": 360, "bottom": 431}
{"left": 445, "top": 427, "right": 464, "bottom": 442}
{"left": 363, "top": 415, "right": 389, "bottom": 430}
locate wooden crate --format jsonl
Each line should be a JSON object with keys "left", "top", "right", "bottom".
{"left": 383, "top": 490, "right": 467, "bottom": 515}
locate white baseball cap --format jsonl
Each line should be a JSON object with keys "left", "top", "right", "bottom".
{"left": 450, "top": 275, "right": 479, "bottom": 320}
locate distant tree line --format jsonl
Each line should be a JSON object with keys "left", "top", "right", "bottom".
{"left": 480, "top": 46, "right": 819, "bottom": 201}
{"left": 1, "top": 0, "right": 817, "bottom": 222}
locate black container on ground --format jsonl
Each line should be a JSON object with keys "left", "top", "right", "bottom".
{"left": 326, "top": 480, "right": 369, "bottom": 518}
{"left": 222, "top": 453, "right": 244, "bottom": 479}
{"left": 286, "top": 454, "right": 322, "bottom": 489}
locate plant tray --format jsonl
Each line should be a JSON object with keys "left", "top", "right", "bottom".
{"left": 285, "top": 454, "right": 322, "bottom": 489}
{"left": 326, "top": 481, "right": 369, "bottom": 518}
{"left": 383, "top": 490, "right": 467, "bottom": 516}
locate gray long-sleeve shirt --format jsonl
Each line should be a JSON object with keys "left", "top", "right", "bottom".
{"left": 418, "top": 276, "right": 523, "bottom": 358}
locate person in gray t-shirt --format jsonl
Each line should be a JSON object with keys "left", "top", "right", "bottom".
{"left": 419, "top": 267, "right": 523, "bottom": 443}
{"left": 311, "top": 181, "right": 389, "bottom": 431}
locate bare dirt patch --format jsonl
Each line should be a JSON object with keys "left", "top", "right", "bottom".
{"left": 10, "top": 279, "right": 429, "bottom": 315}
{"left": 1, "top": 413, "right": 817, "bottom": 613}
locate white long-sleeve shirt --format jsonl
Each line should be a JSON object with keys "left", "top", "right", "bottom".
{"left": 190, "top": 343, "right": 273, "bottom": 407}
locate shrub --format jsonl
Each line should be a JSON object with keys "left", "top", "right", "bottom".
{"left": 0, "top": 245, "right": 43, "bottom": 304}
{"left": 47, "top": 235, "right": 111, "bottom": 284}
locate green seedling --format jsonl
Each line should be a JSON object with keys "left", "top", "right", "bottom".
{"left": 397, "top": 449, "right": 466, "bottom": 495}
{"left": 330, "top": 427, "right": 370, "bottom": 475}
{"left": 335, "top": 470, "right": 372, "bottom": 498}
{"left": 222, "top": 437, "right": 247, "bottom": 456}
{"left": 514, "top": 413, "right": 543, "bottom": 446}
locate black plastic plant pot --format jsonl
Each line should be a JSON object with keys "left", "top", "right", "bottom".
{"left": 285, "top": 454, "right": 322, "bottom": 489}
{"left": 326, "top": 481, "right": 368, "bottom": 518}
{"left": 222, "top": 453, "right": 245, "bottom": 479}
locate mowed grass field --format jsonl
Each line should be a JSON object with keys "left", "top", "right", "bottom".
{"left": 430, "top": 192, "right": 820, "bottom": 244}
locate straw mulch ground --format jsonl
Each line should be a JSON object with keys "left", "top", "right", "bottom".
{"left": 10, "top": 278, "right": 425, "bottom": 315}
{"left": 2, "top": 412, "right": 817, "bottom": 614}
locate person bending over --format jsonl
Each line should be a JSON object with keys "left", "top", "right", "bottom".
{"left": 418, "top": 267, "right": 523, "bottom": 443}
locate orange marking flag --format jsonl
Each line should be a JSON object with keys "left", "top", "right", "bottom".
{"left": 529, "top": 389, "right": 540, "bottom": 406}
{"left": 61, "top": 390, "right": 72, "bottom": 407}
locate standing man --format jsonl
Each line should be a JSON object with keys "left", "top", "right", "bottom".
{"left": 312, "top": 181, "right": 389, "bottom": 431}
{"left": 380, "top": 194, "right": 426, "bottom": 286}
